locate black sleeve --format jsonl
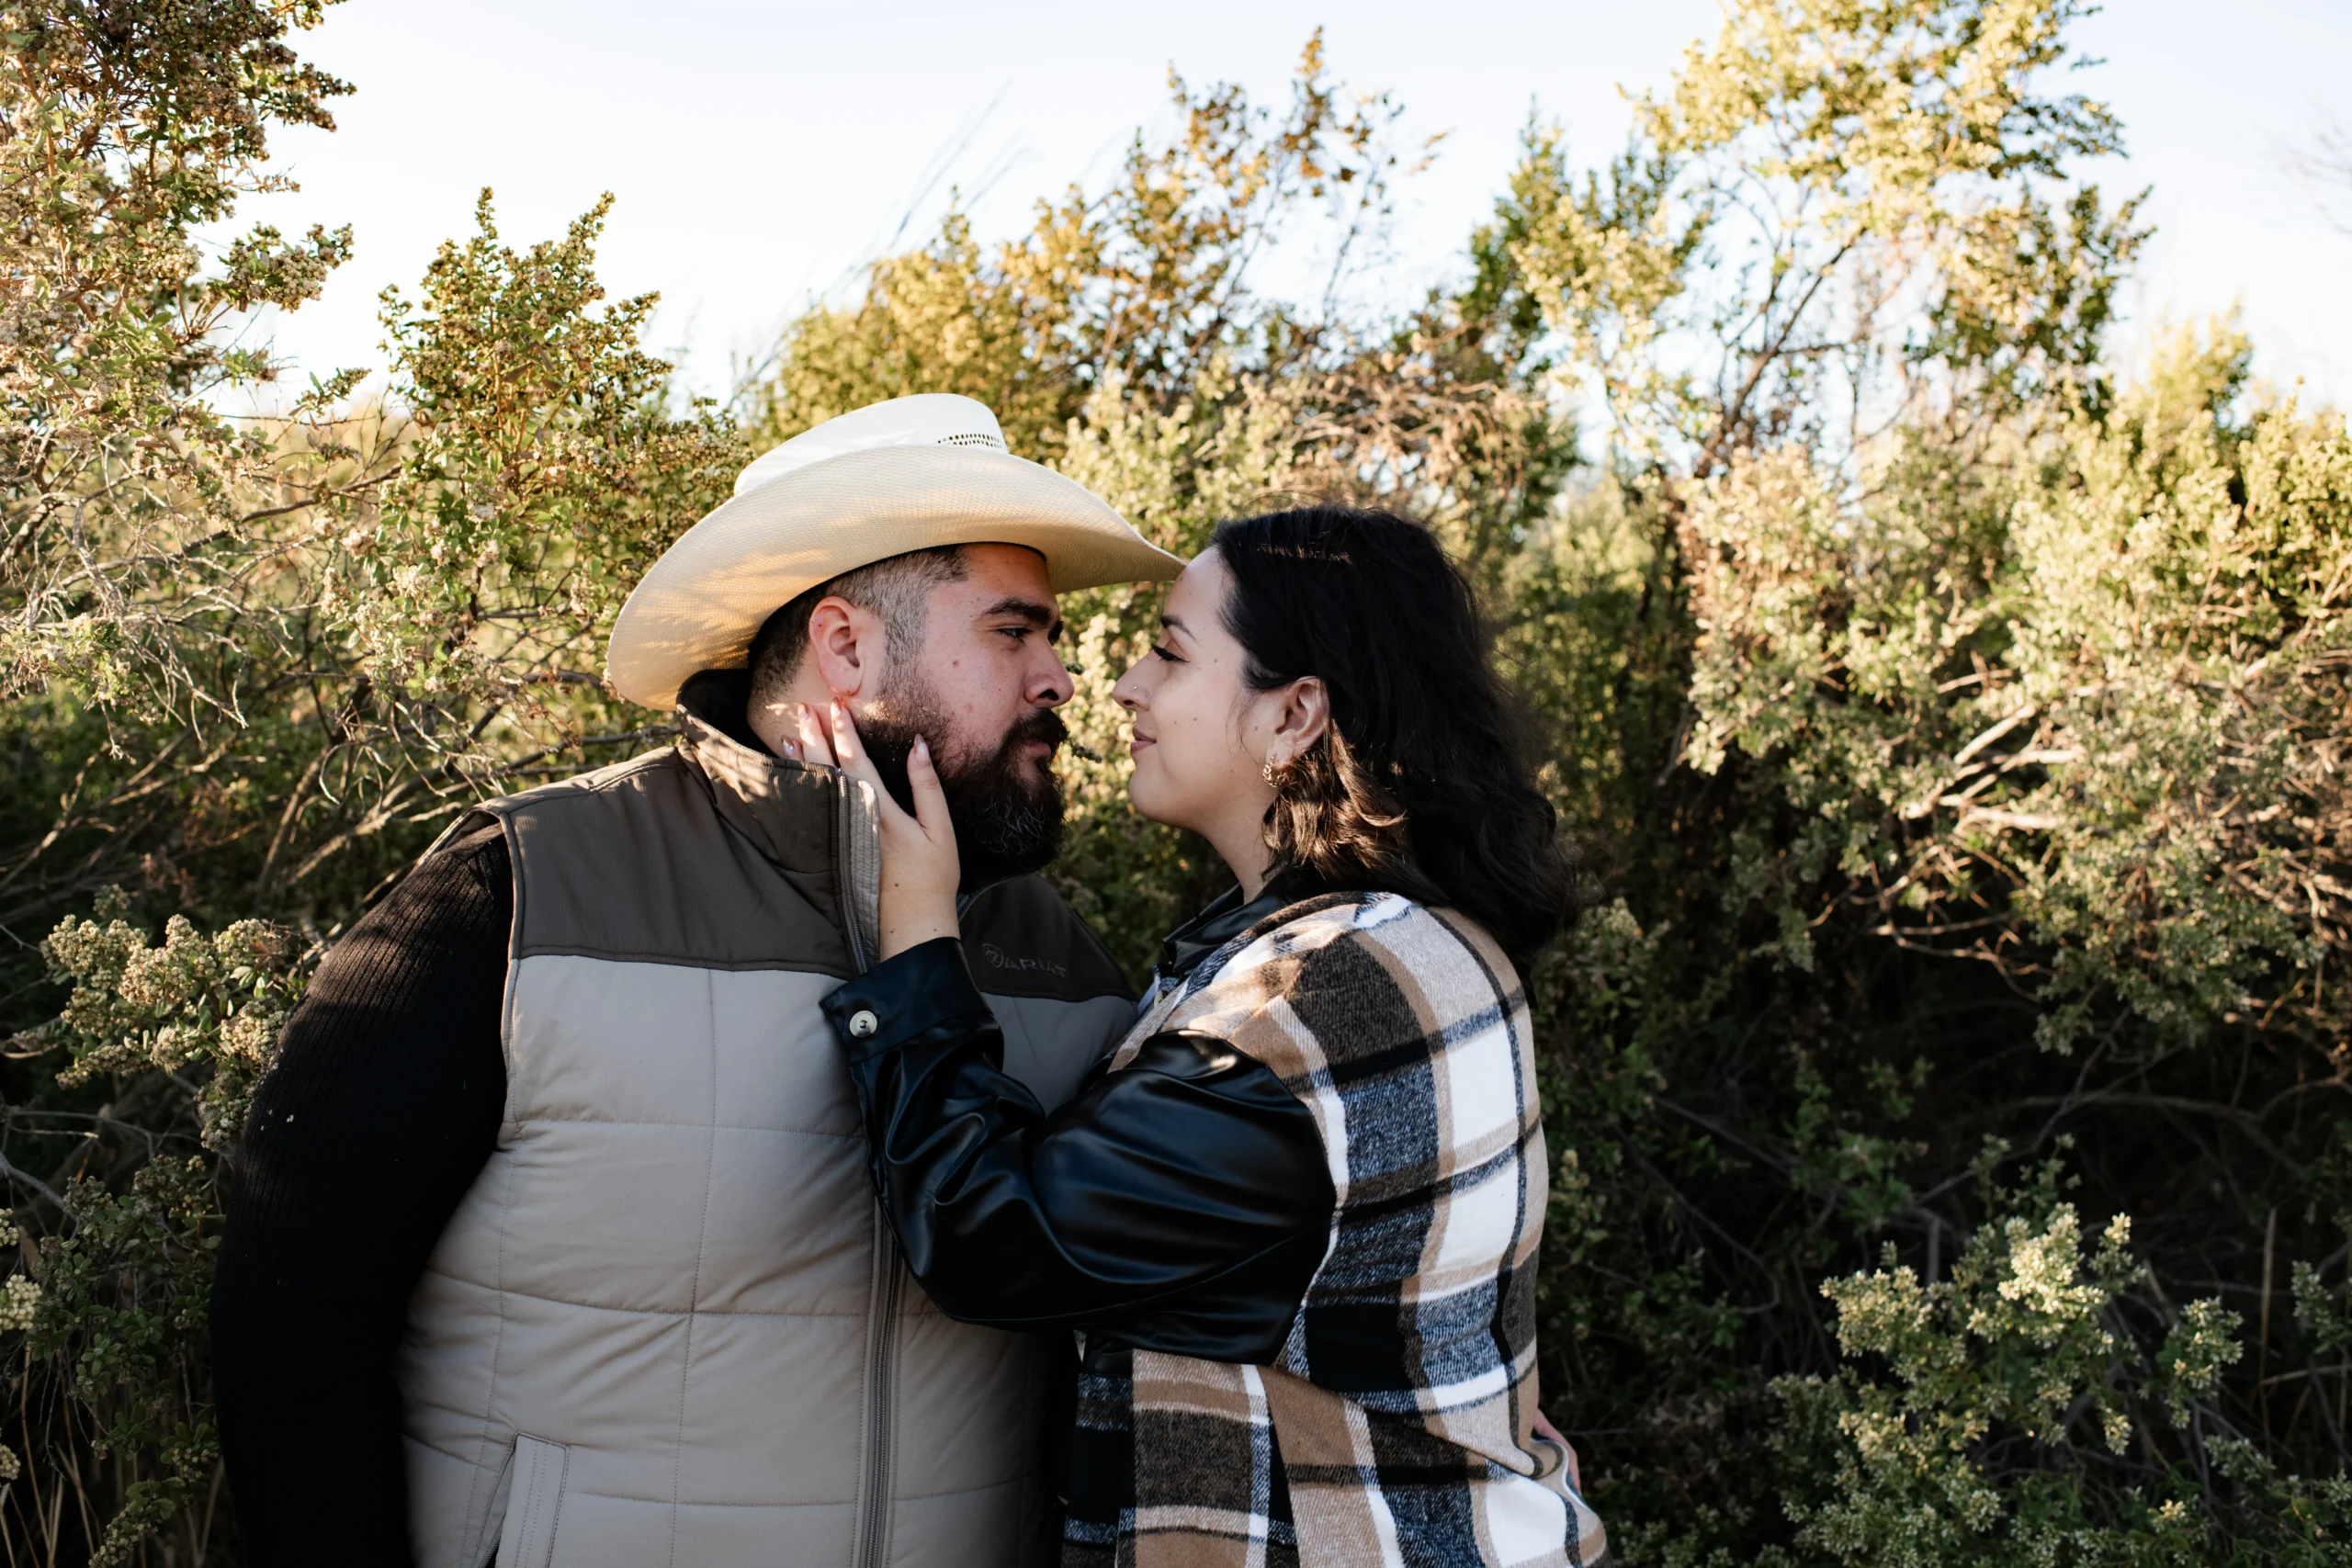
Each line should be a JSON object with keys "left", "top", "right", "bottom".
{"left": 821, "top": 938, "right": 1334, "bottom": 1364}
{"left": 211, "top": 824, "right": 512, "bottom": 1568}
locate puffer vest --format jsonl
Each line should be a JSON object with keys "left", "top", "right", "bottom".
{"left": 396, "top": 715, "right": 1135, "bottom": 1568}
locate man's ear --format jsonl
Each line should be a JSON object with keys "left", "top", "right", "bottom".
{"left": 807, "top": 596, "right": 887, "bottom": 701}
{"left": 1272, "top": 676, "right": 1330, "bottom": 756}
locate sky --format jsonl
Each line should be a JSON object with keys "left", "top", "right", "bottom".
{"left": 234, "top": 0, "right": 2352, "bottom": 416}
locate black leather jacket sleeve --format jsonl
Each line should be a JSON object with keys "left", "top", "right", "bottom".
{"left": 821, "top": 938, "right": 1334, "bottom": 1364}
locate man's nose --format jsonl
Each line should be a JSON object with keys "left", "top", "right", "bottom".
{"left": 1028, "top": 648, "right": 1073, "bottom": 708}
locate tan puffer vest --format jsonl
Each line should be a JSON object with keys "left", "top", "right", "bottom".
{"left": 395, "top": 716, "right": 1134, "bottom": 1568}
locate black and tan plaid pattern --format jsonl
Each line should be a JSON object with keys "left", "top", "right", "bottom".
{"left": 1068, "top": 892, "right": 1607, "bottom": 1568}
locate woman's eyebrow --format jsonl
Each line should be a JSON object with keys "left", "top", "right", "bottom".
{"left": 1159, "top": 613, "right": 1191, "bottom": 637}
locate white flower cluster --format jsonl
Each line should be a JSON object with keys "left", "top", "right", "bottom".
{"left": 42, "top": 907, "right": 295, "bottom": 1085}
{"left": 0, "top": 1213, "right": 38, "bottom": 1335}
{"left": 1991, "top": 1209, "right": 2117, "bottom": 1328}
{"left": 0, "top": 1276, "right": 39, "bottom": 1335}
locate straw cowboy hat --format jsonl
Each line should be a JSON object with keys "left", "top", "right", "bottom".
{"left": 605, "top": 393, "right": 1182, "bottom": 708}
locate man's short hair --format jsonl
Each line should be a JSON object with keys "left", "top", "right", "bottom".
{"left": 746, "top": 545, "right": 971, "bottom": 705}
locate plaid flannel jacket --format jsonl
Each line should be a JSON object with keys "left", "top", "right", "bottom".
{"left": 1068, "top": 891, "right": 1607, "bottom": 1568}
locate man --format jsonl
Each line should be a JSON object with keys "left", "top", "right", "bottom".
{"left": 211, "top": 395, "right": 1181, "bottom": 1567}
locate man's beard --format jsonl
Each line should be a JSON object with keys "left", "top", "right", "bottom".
{"left": 855, "top": 678, "right": 1067, "bottom": 888}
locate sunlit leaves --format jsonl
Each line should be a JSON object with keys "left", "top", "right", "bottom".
{"left": 336, "top": 190, "right": 742, "bottom": 735}
{"left": 1679, "top": 325, "right": 2352, "bottom": 1047}
{"left": 1497, "top": 0, "right": 2143, "bottom": 468}
{"left": 0, "top": 0, "right": 356, "bottom": 703}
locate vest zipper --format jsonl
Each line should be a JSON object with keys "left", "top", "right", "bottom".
{"left": 858, "top": 1235, "right": 903, "bottom": 1568}
{"left": 837, "top": 771, "right": 898, "bottom": 1568}
{"left": 836, "top": 775, "right": 872, "bottom": 975}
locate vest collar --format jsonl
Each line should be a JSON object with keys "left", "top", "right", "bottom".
{"left": 673, "top": 671, "right": 840, "bottom": 872}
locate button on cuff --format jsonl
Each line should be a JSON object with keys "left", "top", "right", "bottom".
{"left": 820, "top": 936, "right": 990, "bottom": 1058}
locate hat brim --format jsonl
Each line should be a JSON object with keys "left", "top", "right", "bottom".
{"left": 605, "top": 445, "right": 1183, "bottom": 708}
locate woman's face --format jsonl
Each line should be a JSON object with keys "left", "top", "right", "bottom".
{"left": 1111, "top": 550, "right": 1283, "bottom": 854}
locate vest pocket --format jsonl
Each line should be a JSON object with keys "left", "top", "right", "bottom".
{"left": 495, "top": 1434, "right": 571, "bottom": 1568}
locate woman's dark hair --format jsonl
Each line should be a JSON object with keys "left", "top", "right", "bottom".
{"left": 1211, "top": 504, "right": 1575, "bottom": 971}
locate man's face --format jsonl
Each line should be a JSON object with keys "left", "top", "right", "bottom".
{"left": 859, "top": 544, "right": 1072, "bottom": 886}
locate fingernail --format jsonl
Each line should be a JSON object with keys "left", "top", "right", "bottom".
{"left": 913, "top": 737, "right": 929, "bottom": 760}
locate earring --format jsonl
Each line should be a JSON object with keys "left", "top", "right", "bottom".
{"left": 1262, "top": 754, "right": 1283, "bottom": 786}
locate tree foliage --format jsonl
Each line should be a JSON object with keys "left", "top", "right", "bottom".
{"left": 0, "top": 0, "right": 2346, "bottom": 1562}
{"left": 0, "top": 2, "right": 738, "bottom": 1554}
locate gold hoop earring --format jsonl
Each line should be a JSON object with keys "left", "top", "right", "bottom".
{"left": 1262, "top": 755, "right": 1283, "bottom": 786}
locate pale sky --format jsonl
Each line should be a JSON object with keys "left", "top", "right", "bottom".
{"left": 236, "top": 0, "right": 2352, "bottom": 415}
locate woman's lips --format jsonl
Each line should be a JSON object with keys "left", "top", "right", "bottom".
{"left": 1127, "top": 730, "right": 1156, "bottom": 757}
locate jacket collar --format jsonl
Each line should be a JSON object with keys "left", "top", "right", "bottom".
{"left": 673, "top": 668, "right": 839, "bottom": 872}
{"left": 1154, "top": 865, "right": 1331, "bottom": 987}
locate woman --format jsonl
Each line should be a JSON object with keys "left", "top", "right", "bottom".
{"left": 806, "top": 505, "right": 1602, "bottom": 1568}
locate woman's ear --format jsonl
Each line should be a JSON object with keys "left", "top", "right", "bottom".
{"left": 1270, "top": 676, "right": 1330, "bottom": 761}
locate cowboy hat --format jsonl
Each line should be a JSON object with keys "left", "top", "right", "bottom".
{"left": 605, "top": 393, "right": 1182, "bottom": 708}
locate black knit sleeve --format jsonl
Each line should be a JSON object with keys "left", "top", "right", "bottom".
{"left": 211, "top": 823, "right": 512, "bottom": 1568}
{"left": 822, "top": 938, "right": 1334, "bottom": 1364}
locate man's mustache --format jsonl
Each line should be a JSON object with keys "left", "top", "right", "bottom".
{"left": 1002, "top": 707, "right": 1069, "bottom": 757}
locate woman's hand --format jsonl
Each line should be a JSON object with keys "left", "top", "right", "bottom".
{"left": 796, "top": 702, "right": 962, "bottom": 960}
